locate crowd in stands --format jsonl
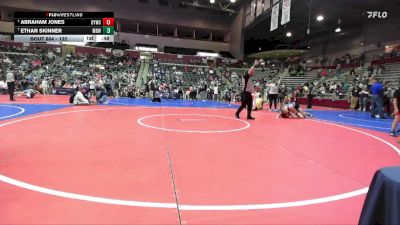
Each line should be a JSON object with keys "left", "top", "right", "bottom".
{"left": 2, "top": 40, "right": 400, "bottom": 117}
{"left": 0, "top": 44, "right": 140, "bottom": 104}
{"left": 288, "top": 63, "right": 306, "bottom": 77}
{"left": 146, "top": 59, "right": 231, "bottom": 101}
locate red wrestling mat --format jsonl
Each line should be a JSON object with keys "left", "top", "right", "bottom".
{"left": 0, "top": 106, "right": 399, "bottom": 224}
{"left": 0, "top": 94, "right": 70, "bottom": 104}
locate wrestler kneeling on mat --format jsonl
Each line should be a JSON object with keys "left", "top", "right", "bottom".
{"left": 279, "top": 98, "right": 312, "bottom": 119}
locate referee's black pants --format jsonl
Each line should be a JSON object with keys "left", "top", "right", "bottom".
{"left": 7, "top": 81, "right": 15, "bottom": 100}
{"left": 236, "top": 91, "right": 253, "bottom": 118}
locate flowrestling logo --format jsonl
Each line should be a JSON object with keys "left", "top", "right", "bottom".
{"left": 366, "top": 11, "right": 388, "bottom": 19}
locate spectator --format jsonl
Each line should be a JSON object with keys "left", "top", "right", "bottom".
{"left": 213, "top": 85, "right": 219, "bottom": 101}
{"left": 96, "top": 88, "right": 108, "bottom": 104}
{"left": 0, "top": 79, "right": 7, "bottom": 94}
{"left": 307, "top": 83, "right": 317, "bottom": 109}
{"left": 41, "top": 78, "right": 49, "bottom": 95}
{"left": 20, "top": 78, "right": 30, "bottom": 90}
{"left": 383, "top": 81, "right": 393, "bottom": 116}
{"left": 359, "top": 84, "right": 369, "bottom": 111}
{"left": 268, "top": 81, "right": 279, "bottom": 110}
{"left": 350, "top": 83, "right": 361, "bottom": 110}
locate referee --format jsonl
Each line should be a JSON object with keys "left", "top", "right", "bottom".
{"left": 6, "top": 69, "right": 16, "bottom": 101}
{"left": 235, "top": 59, "right": 260, "bottom": 120}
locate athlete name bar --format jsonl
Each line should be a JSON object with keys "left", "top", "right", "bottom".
{"left": 14, "top": 26, "right": 106, "bottom": 35}
{"left": 15, "top": 19, "right": 110, "bottom": 26}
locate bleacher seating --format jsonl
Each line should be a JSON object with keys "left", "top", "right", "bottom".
{"left": 376, "top": 63, "right": 400, "bottom": 84}
{"left": 280, "top": 70, "right": 319, "bottom": 88}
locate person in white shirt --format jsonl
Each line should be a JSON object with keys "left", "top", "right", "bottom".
{"left": 41, "top": 79, "right": 49, "bottom": 95}
{"left": 0, "top": 80, "right": 7, "bottom": 94}
{"left": 213, "top": 85, "right": 219, "bottom": 101}
{"left": 73, "top": 89, "right": 90, "bottom": 105}
{"left": 6, "top": 70, "right": 15, "bottom": 101}
{"left": 268, "top": 82, "right": 279, "bottom": 110}
{"left": 89, "top": 80, "right": 96, "bottom": 96}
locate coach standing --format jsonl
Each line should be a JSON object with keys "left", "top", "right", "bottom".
{"left": 370, "top": 78, "right": 385, "bottom": 119}
{"left": 235, "top": 59, "right": 260, "bottom": 120}
{"left": 6, "top": 69, "right": 16, "bottom": 101}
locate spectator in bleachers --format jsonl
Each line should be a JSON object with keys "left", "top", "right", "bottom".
{"left": 127, "top": 86, "right": 135, "bottom": 98}
{"left": 378, "top": 64, "right": 385, "bottom": 75}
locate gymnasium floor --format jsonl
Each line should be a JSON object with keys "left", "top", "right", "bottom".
{"left": 1, "top": 94, "right": 399, "bottom": 224}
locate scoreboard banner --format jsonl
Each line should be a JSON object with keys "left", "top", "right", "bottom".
{"left": 14, "top": 12, "right": 114, "bottom": 43}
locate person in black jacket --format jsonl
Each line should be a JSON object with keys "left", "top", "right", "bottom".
{"left": 350, "top": 83, "right": 361, "bottom": 110}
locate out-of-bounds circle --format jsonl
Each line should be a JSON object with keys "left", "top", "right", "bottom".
{"left": 0, "top": 107, "right": 398, "bottom": 210}
{"left": 137, "top": 114, "right": 250, "bottom": 133}
{"left": 0, "top": 105, "right": 25, "bottom": 119}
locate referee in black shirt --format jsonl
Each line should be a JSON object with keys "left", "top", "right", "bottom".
{"left": 235, "top": 59, "right": 260, "bottom": 120}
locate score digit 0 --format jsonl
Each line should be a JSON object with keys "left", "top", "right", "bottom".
{"left": 102, "top": 18, "right": 114, "bottom": 26}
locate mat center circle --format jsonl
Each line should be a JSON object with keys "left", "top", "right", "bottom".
{"left": 137, "top": 114, "right": 250, "bottom": 133}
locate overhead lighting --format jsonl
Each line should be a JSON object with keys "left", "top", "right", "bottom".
{"left": 335, "top": 27, "right": 341, "bottom": 33}
{"left": 210, "top": 0, "right": 215, "bottom": 3}
{"left": 317, "top": 15, "right": 324, "bottom": 21}
{"left": 230, "top": 0, "right": 236, "bottom": 2}
{"left": 286, "top": 32, "right": 292, "bottom": 37}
